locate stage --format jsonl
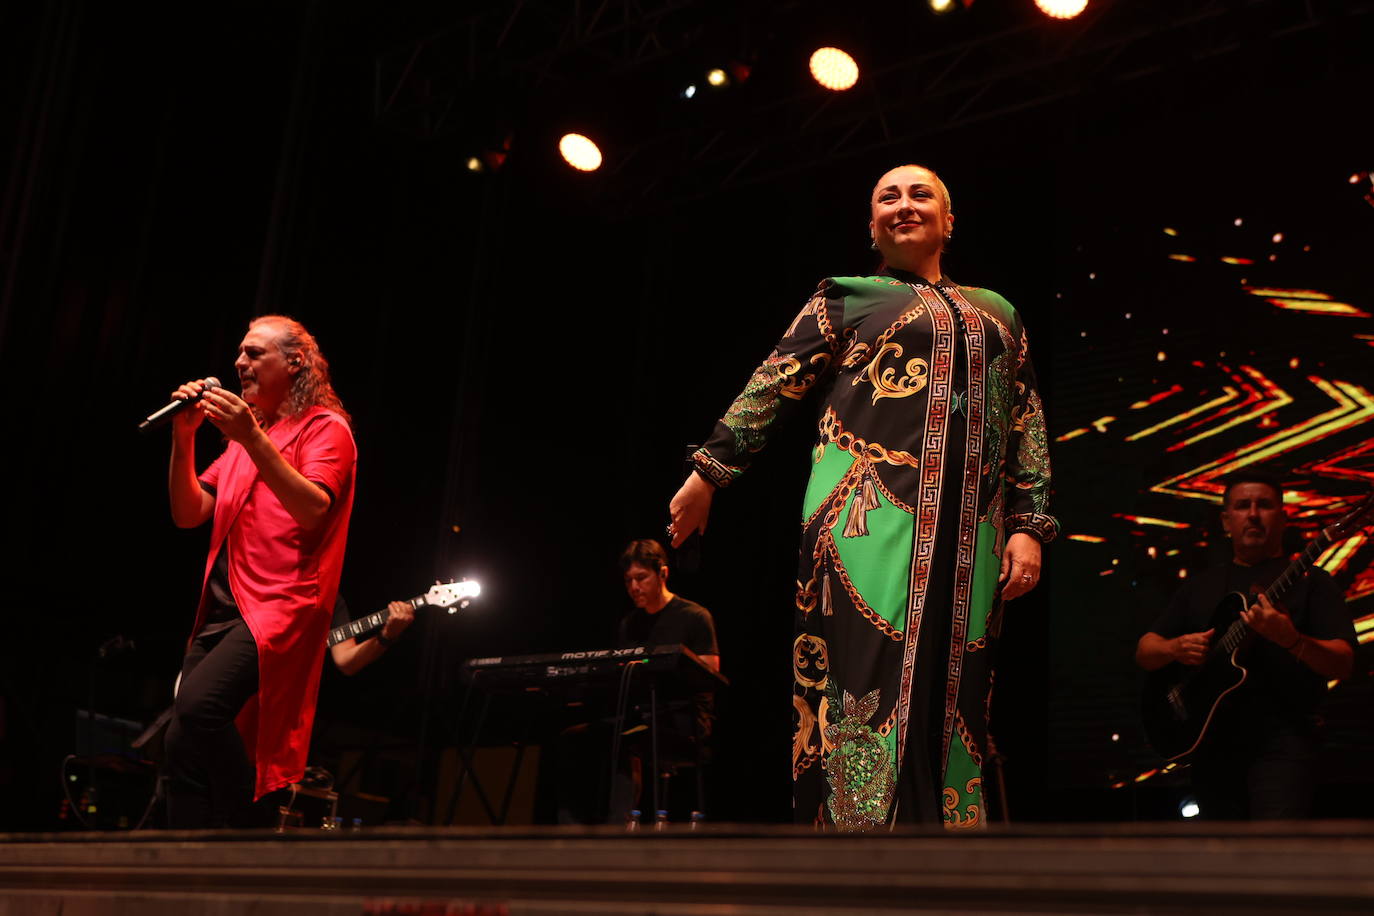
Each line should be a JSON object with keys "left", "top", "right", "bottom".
{"left": 4, "top": 822, "right": 1374, "bottom": 915}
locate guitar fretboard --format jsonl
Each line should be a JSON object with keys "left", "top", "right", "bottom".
{"left": 338, "top": 611, "right": 389, "bottom": 640}
{"left": 1216, "top": 534, "right": 1331, "bottom": 655}
{"left": 328, "top": 595, "right": 426, "bottom": 647}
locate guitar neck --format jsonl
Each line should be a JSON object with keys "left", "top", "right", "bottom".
{"left": 1218, "top": 533, "right": 1331, "bottom": 653}
{"left": 1262, "top": 534, "right": 1329, "bottom": 605}
{"left": 327, "top": 594, "right": 426, "bottom": 647}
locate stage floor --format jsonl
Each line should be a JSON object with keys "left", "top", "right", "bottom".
{"left": 3, "top": 821, "right": 1374, "bottom": 915}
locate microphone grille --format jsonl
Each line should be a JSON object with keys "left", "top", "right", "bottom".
{"left": 204, "top": 376, "right": 223, "bottom": 389}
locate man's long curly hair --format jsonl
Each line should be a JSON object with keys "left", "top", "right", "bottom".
{"left": 250, "top": 315, "right": 351, "bottom": 427}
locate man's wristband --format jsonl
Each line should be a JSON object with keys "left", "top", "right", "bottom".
{"left": 375, "top": 632, "right": 394, "bottom": 649}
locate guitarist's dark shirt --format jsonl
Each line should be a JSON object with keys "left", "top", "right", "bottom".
{"left": 1150, "top": 558, "right": 1356, "bottom": 735}
{"left": 329, "top": 596, "right": 376, "bottom": 643}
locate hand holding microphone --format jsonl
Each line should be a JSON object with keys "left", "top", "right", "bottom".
{"left": 139, "top": 376, "right": 222, "bottom": 431}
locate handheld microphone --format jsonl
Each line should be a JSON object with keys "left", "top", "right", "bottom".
{"left": 138, "top": 376, "right": 222, "bottom": 431}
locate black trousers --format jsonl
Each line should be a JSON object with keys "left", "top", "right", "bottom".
{"left": 163, "top": 617, "right": 259, "bottom": 828}
{"left": 1190, "top": 720, "right": 1316, "bottom": 820}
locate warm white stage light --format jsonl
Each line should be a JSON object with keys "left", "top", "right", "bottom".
{"left": 465, "top": 156, "right": 484, "bottom": 173}
{"left": 559, "top": 133, "right": 603, "bottom": 171}
{"left": 930, "top": 0, "right": 955, "bottom": 12}
{"left": 1035, "top": 0, "right": 1088, "bottom": 19}
{"left": 706, "top": 68, "right": 729, "bottom": 87}
{"left": 809, "top": 47, "right": 859, "bottom": 91}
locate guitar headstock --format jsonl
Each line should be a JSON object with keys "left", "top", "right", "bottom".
{"left": 1324, "top": 490, "right": 1374, "bottom": 541}
{"left": 424, "top": 579, "right": 482, "bottom": 609}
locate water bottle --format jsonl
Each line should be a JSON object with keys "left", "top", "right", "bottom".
{"left": 654, "top": 810, "right": 669, "bottom": 831}
{"left": 625, "top": 808, "right": 642, "bottom": 831}
{"left": 689, "top": 810, "right": 705, "bottom": 831}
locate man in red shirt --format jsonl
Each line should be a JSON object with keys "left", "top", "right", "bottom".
{"left": 164, "top": 315, "right": 356, "bottom": 828}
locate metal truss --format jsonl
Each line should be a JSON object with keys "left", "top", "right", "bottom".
{"left": 373, "top": 0, "right": 745, "bottom": 138}
{"left": 371, "top": 0, "right": 1373, "bottom": 211}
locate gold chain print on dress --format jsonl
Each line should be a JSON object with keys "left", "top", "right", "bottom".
{"left": 954, "top": 709, "right": 983, "bottom": 768}
{"left": 823, "top": 686, "right": 894, "bottom": 831}
{"left": 818, "top": 407, "right": 921, "bottom": 469}
{"left": 814, "top": 534, "right": 903, "bottom": 640}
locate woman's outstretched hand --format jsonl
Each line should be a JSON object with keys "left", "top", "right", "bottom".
{"left": 668, "top": 472, "right": 715, "bottom": 547}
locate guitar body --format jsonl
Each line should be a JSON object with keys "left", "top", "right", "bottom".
{"left": 1140, "top": 591, "right": 1251, "bottom": 761}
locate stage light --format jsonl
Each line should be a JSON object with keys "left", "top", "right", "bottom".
{"left": 706, "top": 68, "right": 729, "bottom": 87}
{"left": 809, "top": 47, "right": 859, "bottom": 91}
{"left": 559, "top": 133, "right": 603, "bottom": 172}
{"left": 1035, "top": 0, "right": 1088, "bottom": 19}
{"left": 1179, "top": 797, "right": 1201, "bottom": 819}
{"left": 465, "top": 157, "right": 484, "bottom": 173}
{"left": 683, "top": 84, "right": 697, "bottom": 99}
{"left": 1272, "top": 232, "right": 1284, "bottom": 243}
{"left": 930, "top": 0, "right": 955, "bottom": 12}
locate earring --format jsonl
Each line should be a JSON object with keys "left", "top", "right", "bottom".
{"left": 869, "top": 238, "right": 878, "bottom": 250}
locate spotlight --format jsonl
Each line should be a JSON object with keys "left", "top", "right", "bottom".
{"left": 1035, "top": 0, "right": 1088, "bottom": 19}
{"left": 683, "top": 84, "right": 697, "bottom": 99}
{"left": 1179, "top": 797, "right": 1200, "bottom": 819}
{"left": 930, "top": 0, "right": 955, "bottom": 12}
{"left": 465, "top": 156, "right": 484, "bottom": 173}
{"left": 809, "top": 47, "right": 859, "bottom": 91}
{"left": 559, "top": 133, "right": 603, "bottom": 172}
{"left": 706, "top": 67, "right": 729, "bottom": 88}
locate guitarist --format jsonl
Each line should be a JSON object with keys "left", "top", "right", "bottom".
{"left": 1135, "top": 472, "right": 1356, "bottom": 819}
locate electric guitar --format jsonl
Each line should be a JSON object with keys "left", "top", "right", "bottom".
{"left": 326, "top": 580, "right": 481, "bottom": 648}
{"left": 1141, "top": 492, "right": 1374, "bottom": 762}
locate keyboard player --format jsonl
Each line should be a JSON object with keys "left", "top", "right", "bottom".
{"left": 553, "top": 539, "right": 720, "bottom": 824}
{"left": 618, "top": 538, "right": 720, "bottom": 673}
{"left": 613, "top": 539, "right": 721, "bottom": 821}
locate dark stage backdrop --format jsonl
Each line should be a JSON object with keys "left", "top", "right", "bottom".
{"left": 1, "top": 1, "right": 1370, "bottom": 830}
{"left": 1047, "top": 145, "right": 1374, "bottom": 818}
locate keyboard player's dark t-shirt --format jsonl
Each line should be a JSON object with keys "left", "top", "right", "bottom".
{"left": 617, "top": 596, "right": 719, "bottom": 742}
{"left": 617, "top": 596, "right": 719, "bottom": 658}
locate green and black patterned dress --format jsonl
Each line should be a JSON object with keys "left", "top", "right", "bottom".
{"left": 692, "top": 269, "right": 1057, "bottom": 830}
